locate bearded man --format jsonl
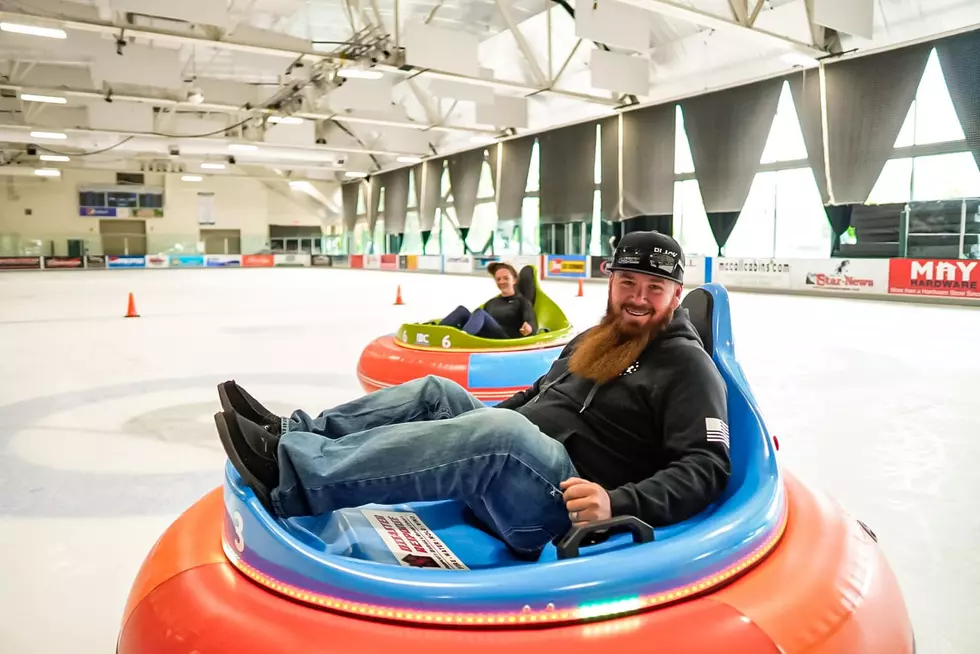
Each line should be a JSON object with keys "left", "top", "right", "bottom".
{"left": 215, "top": 231, "right": 731, "bottom": 560}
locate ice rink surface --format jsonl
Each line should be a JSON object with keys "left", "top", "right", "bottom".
{"left": 0, "top": 267, "right": 977, "bottom": 653}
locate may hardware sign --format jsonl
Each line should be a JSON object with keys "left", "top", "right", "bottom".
{"left": 888, "top": 259, "right": 980, "bottom": 299}
{"left": 546, "top": 255, "right": 587, "bottom": 278}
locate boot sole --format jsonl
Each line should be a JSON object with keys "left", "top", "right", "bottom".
{"left": 218, "top": 381, "right": 278, "bottom": 426}
{"left": 214, "top": 410, "right": 275, "bottom": 511}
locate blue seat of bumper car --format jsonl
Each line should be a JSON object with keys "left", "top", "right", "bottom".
{"left": 223, "top": 284, "right": 784, "bottom": 613}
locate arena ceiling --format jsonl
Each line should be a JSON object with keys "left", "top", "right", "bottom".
{"left": 0, "top": 0, "right": 977, "bottom": 209}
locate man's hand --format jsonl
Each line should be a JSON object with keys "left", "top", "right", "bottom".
{"left": 520, "top": 322, "right": 533, "bottom": 336}
{"left": 560, "top": 477, "right": 611, "bottom": 526}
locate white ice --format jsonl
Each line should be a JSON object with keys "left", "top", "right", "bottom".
{"left": 0, "top": 268, "right": 977, "bottom": 653}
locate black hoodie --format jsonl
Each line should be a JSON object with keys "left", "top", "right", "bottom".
{"left": 495, "top": 307, "right": 731, "bottom": 528}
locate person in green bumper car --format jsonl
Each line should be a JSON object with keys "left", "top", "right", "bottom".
{"left": 438, "top": 261, "right": 537, "bottom": 339}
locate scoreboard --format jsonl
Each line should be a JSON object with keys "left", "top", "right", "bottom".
{"left": 78, "top": 185, "right": 165, "bottom": 218}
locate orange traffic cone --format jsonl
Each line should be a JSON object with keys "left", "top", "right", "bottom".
{"left": 394, "top": 285, "right": 404, "bottom": 306}
{"left": 125, "top": 292, "right": 140, "bottom": 318}
{"left": 576, "top": 279, "right": 584, "bottom": 297}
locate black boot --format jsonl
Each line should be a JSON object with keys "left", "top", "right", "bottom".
{"left": 217, "top": 380, "right": 284, "bottom": 438}
{"left": 214, "top": 410, "right": 280, "bottom": 512}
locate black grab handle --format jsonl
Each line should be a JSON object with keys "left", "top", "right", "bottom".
{"left": 555, "top": 516, "right": 655, "bottom": 560}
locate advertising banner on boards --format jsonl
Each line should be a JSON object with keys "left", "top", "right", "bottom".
{"left": 144, "top": 255, "right": 170, "bottom": 268}
{"left": 205, "top": 255, "right": 242, "bottom": 267}
{"left": 590, "top": 256, "right": 610, "bottom": 278}
{"left": 242, "top": 254, "right": 274, "bottom": 267}
{"left": 713, "top": 258, "right": 792, "bottom": 289}
{"left": 417, "top": 256, "right": 442, "bottom": 272}
{"left": 107, "top": 256, "right": 146, "bottom": 269}
{"left": 169, "top": 255, "right": 204, "bottom": 268}
{"left": 330, "top": 255, "right": 349, "bottom": 268}
{"left": 545, "top": 254, "right": 587, "bottom": 278}
{"left": 888, "top": 258, "right": 980, "bottom": 300}
{"left": 350, "top": 255, "right": 364, "bottom": 269}
{"left": 684, "top": 256, "right": 709, "bottom": 286}
{"left": 0, "top": 256, "right": 41, "bottom": 270}
{"left": 43, "top": 256, "right": 83, "bottom": 269}
{"left": 473, "top": 255, "right": 500, "bottom": 274}
{"left": 273, "top": 253, "right": 311, "bottom": 267}
{"left": 86, "top": 255, "right": 106, "bottom": 269}
{"left": 312, "top": 255, "right": 333, "bottom": 267}
{"left": 444, "top": 256, "right": 473, "bottom": 274}
{"left": 380, "top": 254, "right": 398, "bottom": 270}
{"left": 364, "top": 255, "right": 381, "bottom": 269}
{"left": 789, "top": 259, "right": 885, "bottom": 295}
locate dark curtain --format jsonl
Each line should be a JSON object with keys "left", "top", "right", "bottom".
{"left": 707, "top": 212, "right": 739, "bottom": 255}
{"left": 367, "top": 176, "right": 382, "bottom": 234}
{"left": 599, "top": 116, "right": 620, "bottom": 221}
{"left": 539, "top": 121, "right": 597, "bottom": 224}
{"left": 447, "top": 149, "right": 484, "bottom": 228}
{"left": 620, "top": 104, "right": 675, "bottom": 218}
{"left": 341, "top": 182, "right": 359, "bottom": 233}
{"left": 788, "top": 69, "right": 830, "bottom": 205}
{"left": 619, "top": 215, "right": 673, "bottom": 238}
{"left": 825, "top": 204, "right": 854, "bottom": 256}
{"left": 414, "top": 159, "right": 442, "bottom": 232}
{"left": 381, "top": 167, "right": 409, "bottom": 234}
{"left": 822, "top": 42, "right": 932, "bottom": 203}
{"left": 489, "top": 137, "right": 534, "bottom": 221}
{"left": 936, "top": 30, "right": 980, "bottom": 170}
{"left": 681, "top": 77, "right": 782, "bottom": 213}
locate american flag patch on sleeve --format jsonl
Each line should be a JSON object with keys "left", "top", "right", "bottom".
{"left": 706, "top": 417, "right": 730, "bottom": 448}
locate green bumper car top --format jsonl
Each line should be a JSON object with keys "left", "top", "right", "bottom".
{"left": 395, "top": 265, "right": 574, "bottom": 351}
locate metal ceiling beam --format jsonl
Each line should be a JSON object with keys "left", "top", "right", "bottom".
{"left": 611, "top": 0, "right": 828, "bottom": 56}
{"left": 0, "top": 163, "right": 347, "bottom": 184}
{"left": 0, "top": 82, "right": 498, "bottom": 136}
{"left": 0, "top": 124, "right": 420, "bottom": 158}
{"left": 0, "top": 9, "right": 622, "bottom": 108}
{"left": 493, "top": 0, "right": 548, "bottom": 88}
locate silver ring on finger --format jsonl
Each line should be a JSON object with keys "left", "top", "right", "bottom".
{"left": 570, "top": 511, "right": 579, "bottom": 522}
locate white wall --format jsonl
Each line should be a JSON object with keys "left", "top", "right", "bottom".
{"left": 0, "top": 169, "right": 335, "bottom": 256}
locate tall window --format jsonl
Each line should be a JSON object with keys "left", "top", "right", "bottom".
{"left": 371, "top": 186, "right": 385, "bottom": 254}
{"left": 401, "top": 169, "right": 423, "bottom": 254}
{"left": 673, "top": 105, "right": 717, "bottom": 256}
{"left": 466, "top": 151, "right": 498, "bottom": 253}
{"left": 868, "top": 48, "right": 980, "bottom": 204}
{"left": 726, "top": 81, "right": 831, "bottom": 258}
{"left": 519, "top": 139, "right": 541, "bottom": 254}
{"left": 437, "top": 163, "right": 466, "bottom": 255}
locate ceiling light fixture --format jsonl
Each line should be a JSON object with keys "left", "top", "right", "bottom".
{"left": 30, "top": 130, "right": 67, "bottom": 140}
{"left": 34, "top": 168, "right": 61, "bottom": 177}
{"left": 267, "top": 116, "right": 305, "bottom": 125}
{"left": 345, "top": 171, "right": 368, "bottom": 178}
{"left": 470, "top": 135, "right": 496, "bottom": 144}
{"left": 229, "top": 143, "right": 258, "bottom": 152}
{"left": 181, "top": 175, "right": 203, "bottom": 182}
{"left": 20, "top": 93, "right": 67, "bottom": 104}
{"left": 0, "top": 22, "right": 67, "bottom": 39}
{"left": 40, "top": 154, "right": 70, "bottom": 162}
{"left": 336, "top": 68, "right": 384, "bottom": 80}
{"left": 396, "top": 156, "right": 422, "bottom": 164}
{"left": 200, "top": 162, "right": 226, "bottom": 170}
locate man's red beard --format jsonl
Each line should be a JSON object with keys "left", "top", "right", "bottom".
{"left": 568, "top": 299, "right": 675, "bottom": 385}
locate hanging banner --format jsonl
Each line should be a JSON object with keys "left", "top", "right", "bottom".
{"left": 144, "top": 255, "right": 171, "bottom": 268}
{"left": 444, "top": 255, "right": 473, "bottom": 274}
{"left": 242, "top": 254, "right": 274, "bottom": 268}
{"left": 713, "top": 258, "right": 792, "bottom": 290}
{"left": 0, "top": 256, "right": 41, "bottom": 270}
{"left": 197, "top": 192, "right": 216, "bottom": 226}
{"left": 888, "top": 259, "right": 980, "bottom": 300}
{"left": 205, "top": 255, "right": 242, "bottom": 267}
{"left": 107, "top": 256, "right": 146, "bottom": 269}
{"left": 545, "top": 254, "right": 587, "bottom": 278}
{"left": 790, "top": 259, "right": 886, "bottom": 295}
{"left": 43, "top": 256, "right": 83, "bottom": 269}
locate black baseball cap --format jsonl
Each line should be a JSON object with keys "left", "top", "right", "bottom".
{"left": 607, "top": 231, "right": 685, "bottom": 284}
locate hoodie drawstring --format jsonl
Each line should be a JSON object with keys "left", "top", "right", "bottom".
{"left": 579, "top": 384, "right": 599, "bottom": 414}
{"left": 532, "top": 370, "right": 600, "bottom": 414}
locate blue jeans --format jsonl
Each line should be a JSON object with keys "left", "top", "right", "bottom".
{"left": 440, "top": 306, "right": 508, "bottom": 339}
{"left": 271, "top": 375, "right": 577, "bottom": 556}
